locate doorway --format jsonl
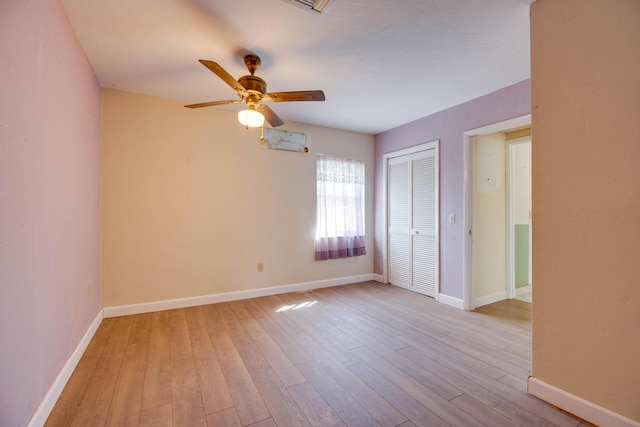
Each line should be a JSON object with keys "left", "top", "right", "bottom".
{"left": 462, "top": 115, "right": 531, "bottom": 310}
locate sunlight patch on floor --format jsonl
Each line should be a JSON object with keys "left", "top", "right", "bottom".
{"left": 275, "top": 300, "right": 318, "bottom": 312}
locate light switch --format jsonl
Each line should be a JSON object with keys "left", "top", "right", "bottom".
{"left": 448, "top": 213, "right": 456, "bottom": 224}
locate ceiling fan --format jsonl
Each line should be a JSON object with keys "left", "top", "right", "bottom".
{"left": 185, "top": 54, "right": 325, "bottom": 128}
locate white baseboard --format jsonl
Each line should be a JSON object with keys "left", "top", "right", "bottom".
{"left": 438, "top": 293, "right": 465, "bottom": 310}
{"left": 28, "top": 310, "right": 104, "bottom": 427}
{"left": 373, "top": 274, "right": 384, "bottom": 283}
{"left": 103, "top": 274, "right": 375, "bottom": 318}
{"left": 528, "top": 377, "right": 640, "bottom": 427}
{"left": 515, "top": 284, "right": 532, "bottom": 296}
{"left": 474, "top": 290, "right": 507, "bottom": 308}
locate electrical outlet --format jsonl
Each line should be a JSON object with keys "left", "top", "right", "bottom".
{"left": 258, "top": 262, "right": 264, "bottom": 272}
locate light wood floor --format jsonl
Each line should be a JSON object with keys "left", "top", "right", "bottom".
{"left": 46, "top": 281, "right": 589, "bottom": 426}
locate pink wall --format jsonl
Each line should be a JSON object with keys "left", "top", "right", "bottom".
{"left": 374, "top": 80, "right": 530, "bottom": 299}
{"left": 0, "top": 0, "right": 102, "bottom": 425}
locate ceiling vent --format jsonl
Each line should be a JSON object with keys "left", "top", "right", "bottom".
{"left": 282, "top": 0, "right": 335, "bottom": 15}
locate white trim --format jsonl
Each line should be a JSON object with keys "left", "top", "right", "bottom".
{"left": 438, "top": 293, "right": 464, "bottom": 310}
{"left": 373, "top": 273, "right": 384, "bottom": 283}
{"left": 474, "top": 291, "right": 507, "bottom": 308}
{"left": 505, "top": 142, "right": 515, "bottom": 300}
{"left": 103, "top": 274, "right": 375, "bottom": 318}
{"left": 463, "top": 114, "right": 531, "bottom": 311}
{"left": 463, "top": 135, "right": 473, "bottom": 310}
{"left": 28, "top": 310, "right": 104, "bottom": 427}
{"left": 515, "top": 284, "right": 532, "bottom": 296}
{"left": 528, "top": 377, "right": 640, "bottom": 427}
{"left": 383, "top": 141, "right": 439, "bottom": 160}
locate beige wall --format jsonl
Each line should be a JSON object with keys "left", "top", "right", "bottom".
{"left": 531, "top": 0, "right": 640, "bottom": 421}
{"left": 102, "top": 89, "right": 374, "bottom": 307}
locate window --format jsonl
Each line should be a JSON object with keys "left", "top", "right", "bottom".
{"left": 314, "top": 155, "right": 366, "bottom": 260}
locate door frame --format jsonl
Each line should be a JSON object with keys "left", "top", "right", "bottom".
{"left": 462, "top": 115, "right": 530, "bottom": 311}
{"left": 382, "top": 140, "right": 439, "bottom": 294}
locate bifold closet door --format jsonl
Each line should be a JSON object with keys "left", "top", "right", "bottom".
{"left": 387, "top": 149, "right": 438, "bottom": 298}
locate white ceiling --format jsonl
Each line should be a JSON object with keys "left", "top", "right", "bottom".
{"left": 61, "top": 0, "right": 532, "bottom": 135}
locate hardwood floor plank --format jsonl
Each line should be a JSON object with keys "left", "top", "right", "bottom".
{"left": 185, "top": 305, "right": 208, "bottom": 330}
{"left": 230, "top": 302, "right": 306, "bottom": 387}
{"left": 311, "top": 290, "right": 408, "bottom": 352}
{"left": 150, "top": 310, "right": 169, "bottom": 329}
{"left": 210, "top": 330, "right": 271, "bottom": 425}
{"left": 202, "top": 303, "right": 227, "bottom": 334}
{"left": 139, "top": 403, "right": 172, "bottom": 427}
{"left": 317, "top": 287, "right": 405, "bottom": 338}
{"left": 249, "top": 418, "right": 278, "bottom": 427}
{"left": 206, "top": 407, "right": 243, "bottom": 426}
{"left": 171, "top": 357, "right": 207, "bottom": 427}
{"left": 68, "top": 373, "right": 118, "bottom": 427}
{"left": 396, "top": 329, "right": 508, "bottom": 380}
{"left": 256, "top": 295, "right": 306, "bottom": 336}
{"left": 293, "top": 331, "right": 407, "bottom": 427}
{"left": 474, "top": 299, "right": 532, "bottom": 331}
{"left": 347, "top": 362, "right": 449, "bottom": 427}
{"left": 93, "top": 316, "right": 134, "bottom": 377}
{"left": 434, "top": 334, "right": 531, "bottom": 380}
{"left": 287, "top": 381, "right": 346, "bottom": 427}
{"left": 105, "top": 342, "right": 147, "bottom": 426}
{"left": 128, "top": 313, "right": 152, "bottom": 345}
{"left": 354, "top": 336, "right": 463, "bottom": 401}
{"left": 351, "top": 346, "right": 480, "bottom": 427}
{"left": 169, "top": 309, "right": 193, "bottom": 361}
{"left": 450, "top": 393, "right": 521, "bottom": 427}
{"left": 189, "top": 327, "right": 234, "bottom": 414}
{"left": 241, "top": 298, "right": 313, "bottom": 365}
{"left": 141, "top": 323, "right": 172, "bottom": 411}
{"left": 297, "top": 361, "right": 381, "bottom": 427}
{"left": 499, "top": 372, "right": 528, "bottom": 393}
{"left": 321, "top": 285, "right": 432, "bottom": 339}
{"left": 227, "top": 299, "right": 254, "bottom": 320}
{"left": 275, "top": 299, "right": 361, "bottom": 367}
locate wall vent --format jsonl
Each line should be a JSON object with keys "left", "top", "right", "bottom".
{"left": 282, "top": 0, "right": 335, "bottom": 15}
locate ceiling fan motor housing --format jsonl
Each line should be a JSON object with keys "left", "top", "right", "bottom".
{"left": 238, "top": 75, "right": 267, "bottom": 95}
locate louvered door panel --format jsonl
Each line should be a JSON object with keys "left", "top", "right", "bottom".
{"left": 412, "top": 156, "right": 436, "bottom": 234}
{"left": 387, "top": 161, "right": 411, "bottom": 289}
{"left": 412, "top": 235, "right": 438, "bottom": 296}
{"left": 412, "top": 155, "right": 438, "bottom": 297}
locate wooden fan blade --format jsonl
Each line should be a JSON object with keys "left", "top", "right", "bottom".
{"left": 199, "top": 60, "right": 246, "bottom": 95}
{"left": 257, "top": 104, "right": 285, "bottom": 127}
{"left": 263, "top": 90, "right": 325, "bottom": 103}
{"left": 184, "top": 100, "right": 241, "bottom": 109}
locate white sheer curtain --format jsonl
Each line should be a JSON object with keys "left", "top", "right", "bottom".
{"left": 315, "top": 155, "right": 366, "bottom": 260}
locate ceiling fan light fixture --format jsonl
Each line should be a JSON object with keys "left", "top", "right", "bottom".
{"left": 238, "top": 107, "right": 264, "bottom": 127}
